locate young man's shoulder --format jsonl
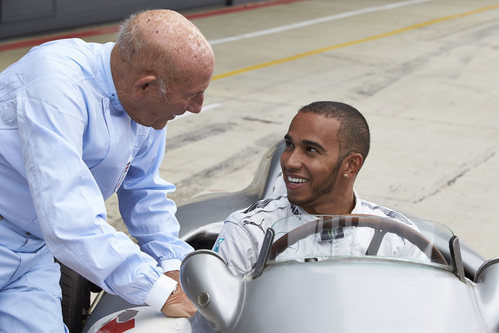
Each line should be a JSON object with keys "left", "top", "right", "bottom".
{"left": 355, "top": 198, "right": 414, "bottom": 226}
{"left": 225, "top": 195, "right": 295, "bottom": 234}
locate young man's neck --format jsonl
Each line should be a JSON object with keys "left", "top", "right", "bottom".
{"left": 300, "top": 190, "right": 356, "bottom": 215}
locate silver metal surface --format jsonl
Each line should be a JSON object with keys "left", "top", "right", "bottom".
{"left": 180, "top": 250, "right": 245, "bottom": 332}
{"left": 475, "top": 260, "right": 499, "bottom": 332}
{"left": 230, "top": 259, "right": 491, "bottom": 332}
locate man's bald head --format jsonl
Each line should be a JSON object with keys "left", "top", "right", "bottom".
{"left": 111, "top": 10, "right": 215, "bottom": 129}
{"left": 116, "top": 9, "right": 214, "bottom": 79}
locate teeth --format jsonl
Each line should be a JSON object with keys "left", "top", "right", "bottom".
{"left": 288, "top": 176, "right": 308, "bottom": 183}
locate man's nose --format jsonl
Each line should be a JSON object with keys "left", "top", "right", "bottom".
{"left": 283, "top": 150, "right": 302, "bottom": 169}
{"left": 188, "top": 95, "right": 204, "bottom": 114}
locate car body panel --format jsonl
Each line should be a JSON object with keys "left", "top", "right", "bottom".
{"left": 85, "top": 306, "right": 191, "bottom": 333}
{"left": 233, "top": 259, "right": 487, "bottom": 332}
{"left": 83, "top": 141, "right": 499, "bottom": 332}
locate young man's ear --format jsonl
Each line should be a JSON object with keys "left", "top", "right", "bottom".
{"left": 342, "top": 153, "right": 364, "bottom": 178}
{"left": 133, "top": 75, "right": 157, "bottom": 96}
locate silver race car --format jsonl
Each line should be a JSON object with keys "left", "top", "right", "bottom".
{"left": 69, "top": 142, "right": 498, "bottom": 332}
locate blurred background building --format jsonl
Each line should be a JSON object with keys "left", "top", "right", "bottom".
{"left": 0, "top": 0, "right": 253, "bottom": 39}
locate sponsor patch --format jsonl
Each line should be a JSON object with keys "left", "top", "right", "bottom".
{"left": 213, "top": 237, "right": 225, "bottom": 252}
{"left": 320, "top": 226, "right": 344, "bottom": 241}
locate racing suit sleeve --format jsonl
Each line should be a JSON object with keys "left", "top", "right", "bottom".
{"left": 17, "top": 78, "right": 170, "bottom": 306}
{"left": 212, "top": 217, "right": 259, "bottom": 276}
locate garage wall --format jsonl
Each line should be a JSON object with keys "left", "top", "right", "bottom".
{"left": 0, "top": 0, "right": 252, "bottom": 40}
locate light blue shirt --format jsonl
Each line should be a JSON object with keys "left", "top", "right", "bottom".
{"left": 0, "top": 38, "right": 193, "bottom": 306}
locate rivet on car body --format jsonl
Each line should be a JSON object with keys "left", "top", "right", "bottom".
{"left": 197, "top": 292, "right": 210, "bottom": 307}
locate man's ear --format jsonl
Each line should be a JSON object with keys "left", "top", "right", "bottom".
{"left": 342, "top": 153, "right": 364, "bottom": 178}
{"left": 133, "top": 75, "right": 157, "bottom": 97}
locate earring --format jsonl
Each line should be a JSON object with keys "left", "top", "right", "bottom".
{"left": 343, "top": 173, "right": 349, "bottom": 179}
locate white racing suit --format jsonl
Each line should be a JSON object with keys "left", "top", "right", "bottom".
{"left": 213, "top": 192, "right": 428, "bottom": 276}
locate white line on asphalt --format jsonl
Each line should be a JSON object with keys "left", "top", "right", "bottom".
{"left": 208, "top": 0, "right": 432, "bottom": 46}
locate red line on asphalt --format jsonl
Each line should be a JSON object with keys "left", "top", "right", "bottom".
{"left": 0, "top": 0, "right": 307, "bottom": 52}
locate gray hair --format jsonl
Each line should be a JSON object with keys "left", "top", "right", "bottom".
{"left": 116, "top": 11, "right": 168, "bottom": 97}
{"left": 157, "top": 76, "right": 167, "bottom": 98}
{"left": 116, "top": 11, "right": 146, "bottom": 64}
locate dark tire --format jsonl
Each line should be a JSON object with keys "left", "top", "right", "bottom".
{"left": 59, "top": 262, "right": 91, "bottom": 333}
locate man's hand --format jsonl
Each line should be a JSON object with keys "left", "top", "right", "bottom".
{"left": 161, "top": 270, "right": 197, "bottom": 318}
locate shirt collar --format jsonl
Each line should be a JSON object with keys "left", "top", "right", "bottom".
{"left": 97, "top": 42, "right": 126, "bottom": 115}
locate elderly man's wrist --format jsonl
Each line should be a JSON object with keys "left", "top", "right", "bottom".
{"left": 145, "top": 274, "right": 177, "bottom": 310}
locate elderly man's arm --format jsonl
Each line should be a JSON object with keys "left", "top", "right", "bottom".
{"left": 17, "top": 79, "right": 171, "bottom": 308}
{"left": 117, "top": 128, "right": 193, "bottom": 269}
{"left": 117, "top": 127, "right": 195, "bottom": 316}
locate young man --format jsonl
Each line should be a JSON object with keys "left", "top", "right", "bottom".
{"left": 213, "top": 101, "right": 426, "bottom": 276}
{"left": 0, "top": 9, "right": 214, "bottom": 331}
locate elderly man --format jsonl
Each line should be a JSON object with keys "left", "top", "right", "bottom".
{"left": 0, "top": 9, "right": 214, "bottom": 331}
{"left": 213, "top": 101, "right": 426, "bottom": 276}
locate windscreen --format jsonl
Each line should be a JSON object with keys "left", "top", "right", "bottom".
{"left": 267, "top": 215, "right": 453, "bottom": 268}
